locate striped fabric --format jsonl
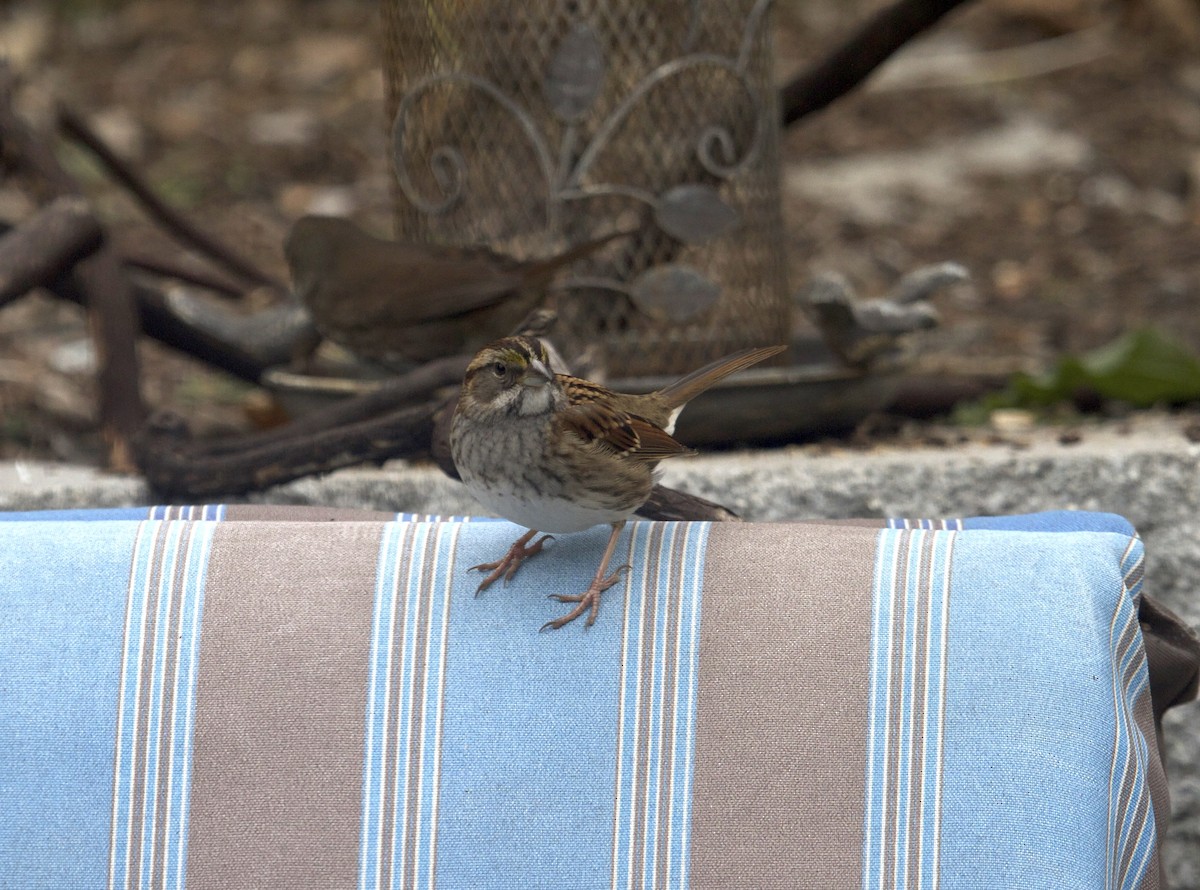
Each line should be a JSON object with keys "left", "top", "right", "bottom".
{"left": 884, "top": 518, "right": 963, "bottom": 531}
{"left": 1108, "top": 537, "right": 1155, "bottom": 890}
{"left": 0, "top": 510, "right": 1191, "bottom": 889}
{"left": 610, "top": 521, "right": 708, "bottom": 890}
{"left": 863, "top": 528, "right": 955, "bottom": 890}
{"left": 360, "top": 522, "right": 460, "bottom": 890}
{"left": 109, "top": 520, "right": 216, "bottom": 890}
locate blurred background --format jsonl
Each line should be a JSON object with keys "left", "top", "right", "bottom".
{"left": 0, "top": 0, "right": 1198, "bottom": 461}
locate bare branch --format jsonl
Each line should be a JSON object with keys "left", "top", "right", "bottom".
{"left": 779, "top": 0, "right": 978, "bottom": 127}
{"left": 0, "top": 196, "right": 102, "bottom": 308}
{"left": 57, "top": 104, "right": 287, "bottom": 292}
{"left": 135, "top": 402, "right": 440, "bottom": 498}
{"left": 73, "top": 248, "right": 145, "bottom": 469}
{"left": 118, "top": 243, "right": 247, "bottom": 298}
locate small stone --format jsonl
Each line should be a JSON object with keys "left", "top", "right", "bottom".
{"left": 278, "top": 183, "right": 358, "bottom": 218}
{"left": 247, "top": 109, "right": 319, "bottom": 147}
{"left": 288, "top": 34, "right": 370, "bottom": 88}
{"left": 991, "top": 260, "right": 1031, "bottom": 302}
{"left": 232, "top": 46, "right": 273, "bottom": 86}
{"left": 47, "top": 339, "right": 97, "bottom": 376}
{"left": 0, "top": 5, "right": 52, "bottom": 71}
{"left": 1080, "top": 173, "right": 1136, "bottom": 211}
{"left": 90, "top": 107, "right": 145, "bottom": 161}
{"left": 305, "top": 186, "right": 358, "bottom": 217}
{"left": 989, "top": 408, "right": 1036, "bottom": 434}
{"left": 0, "top": 187, "right": 34, "bottom": 220}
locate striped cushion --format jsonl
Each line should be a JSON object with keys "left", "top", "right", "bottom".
{"left": 0, "top": 510, "right": 1191, "bottom": 889}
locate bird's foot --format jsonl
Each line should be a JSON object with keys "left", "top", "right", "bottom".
{"left": 471, "top": 529, "right": 552, "bottom": 595}
{"left": 541, "top": 564, "right": 631, "bottom": 631}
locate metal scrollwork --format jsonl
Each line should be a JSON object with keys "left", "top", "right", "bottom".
{"left": 391, "top": 72, "right": 558, "bottom": 217}
{"left": 391, "top": 0, "right": 776, "bottom": 324}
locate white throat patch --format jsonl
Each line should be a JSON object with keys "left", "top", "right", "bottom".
{"left": 516, "top": 384, "right": 555, "bottom": 416}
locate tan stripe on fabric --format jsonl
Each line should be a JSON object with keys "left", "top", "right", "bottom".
{"left": 655, "top": 526, "right": 686, "bottom": 889}
{"left": 911, "top": 533, "right": 935, "bottom": 890}
{"left": 691, "top": 523, "right": 876, "bottom": 890}
{"left": 222, "top": 505, "right": 397, "bottom": 522}
{"left": 186, "top": 522, "right": 384, "bottom": 890}
{"left": 402, "top": 531, "right": 437, "bottom": 888}
{"left": 151, "top": 531, "right": 191, "bottom": 889}
{"left": 880, "top": 532, "right": 909, "bottom": 879}
{"left": 630, "top": 522, "right": 664, "bottom": 888}
{"left": 379, "top": 525, "right": 417, "bottom": 890}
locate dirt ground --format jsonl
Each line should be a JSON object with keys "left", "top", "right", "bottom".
{"left": 1, "top": 0, "right": 1199, "bottom": 462}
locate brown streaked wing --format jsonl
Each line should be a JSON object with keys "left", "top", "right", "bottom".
{"left": 624, "top": 419, "right": 693, "bottom": 460}
{"left": 560, "top": 378, "right": 691, "bottom": 460}
{"left": 561, "top": 398, "right": 642, "bottom": 454}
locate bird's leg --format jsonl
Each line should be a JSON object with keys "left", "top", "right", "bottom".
{"left": 542, "top": 521, "right": 630, "bottom": 631}
{"left": 471, "top": 528, "right": 552, "bottom": 595}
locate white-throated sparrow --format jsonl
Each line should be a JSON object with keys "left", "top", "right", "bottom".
{"left": 284, "top": 216, "right": 632, "bottom": 367}
{"left": 450, "top": 336, "right": 785, "bottom": 630}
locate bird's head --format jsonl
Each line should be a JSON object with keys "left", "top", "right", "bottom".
{"left": 460, "top": 336, "right": 561, "bottom": 417}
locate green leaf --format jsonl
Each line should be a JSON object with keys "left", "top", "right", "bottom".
{"left": 1003, "top": 328, "right": 1200, "bottom": 409}
{"left": 953, "top": 327, "right": 1200, "bottom": 424}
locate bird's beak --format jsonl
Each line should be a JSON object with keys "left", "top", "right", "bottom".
{"left": 521, "top": 359, "right": 553, "bottom": 388}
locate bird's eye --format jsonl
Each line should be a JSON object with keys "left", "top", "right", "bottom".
{"left": 492, "top": 361, "right": 506, "bottom": 377}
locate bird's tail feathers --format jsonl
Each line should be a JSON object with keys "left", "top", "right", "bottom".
{"left": 655, "top": 345, "right": 785, "bottom": 408}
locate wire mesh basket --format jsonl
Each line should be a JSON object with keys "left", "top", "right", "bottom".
{"left": 381, "top": 0, "right": 789, "bottom": 376}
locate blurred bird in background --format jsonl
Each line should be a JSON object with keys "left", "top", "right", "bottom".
{"left": 284, "top": 216, "right": 633, "bottom": 367}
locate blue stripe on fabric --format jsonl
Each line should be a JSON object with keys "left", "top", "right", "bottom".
{"left": 433, "top": 521, "right": 625, "bottom": 888}
{"left": 396, "top": 519, "right": 707, "bottom": 889}
{"left": 937, "top": 530, "right": 1145, "bottom": 889}
{"left": 0, "top": 507, "right": 153, "bottom": 521}
{"left": 0, "top": 521, "right": 145, "bottom": 888}
{"left": 960, "top": 511, "right": 1135, "bottom": 534}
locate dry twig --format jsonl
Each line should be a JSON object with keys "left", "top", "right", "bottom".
{"left": 0, "top": 196, "right": 101, "bottom": 308}
{"left": 57, "top": 104, "right": 287, "bottom": 293}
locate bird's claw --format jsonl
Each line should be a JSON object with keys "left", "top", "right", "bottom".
{"left": 471, "top": 532, "right": 553, "bottom": 596}
{"left": 540, "top": 564, "right": 631, "bottom": 631}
